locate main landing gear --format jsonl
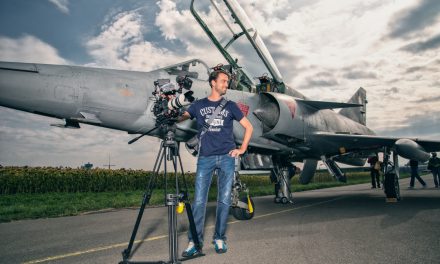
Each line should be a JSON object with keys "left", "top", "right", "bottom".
{"left": 271, "top": 156, "right": 295, "bottom": 204}
{"left": 382, "top": 148, "right": 401, "bottom": 201}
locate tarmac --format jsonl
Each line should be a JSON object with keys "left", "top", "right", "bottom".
{"left": 1, "top": 175, "right": 439, "bottom": 264}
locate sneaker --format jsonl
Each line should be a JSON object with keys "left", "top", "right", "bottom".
{"left": 182, "top": 241, "right": 201, "bottom": 258}
{"left": 213, "top": 239, "right": 227, "bottom": 254}
{"left": 408, "top": 186, "right": 414, "bottom": 189}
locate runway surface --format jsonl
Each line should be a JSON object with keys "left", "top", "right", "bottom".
{"left": 1, "top": 175, "right": 439, "bottom": 264}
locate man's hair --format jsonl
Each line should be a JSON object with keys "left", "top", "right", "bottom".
{"left": 209, "top": 70, "right": 230, "bottom": 87}
{"left": 432, "top": 152, "right": 437, "bottom": 157}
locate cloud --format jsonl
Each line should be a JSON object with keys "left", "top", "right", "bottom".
{"left": 412, "top": 95, "right": 440, "bottom": 103}
{"left": 154, "top": 0, "right": 227, "bottom": 66}
{"left": 0, "top": 35, "right": 68, "bottom": 64}
{"left": 375, "top": 111, "right": 440, "bottom": 138}
{"left": 264, "top": 32, "right": 302, "bottom": 84}
{"left": 384, "top": 87, "right": 399, "bottom": 95}
{"left": 405, "top": 66, "right": 426, "bottom": 73}
{"left": 85, "top": 8, "right": 191, "bottom": 71}
{"left": 401, "top": 33, "right": 440, "bottom": 53}
{"left": 387, "top": 0, "right": 440, "bottom": 39}
{"left": 342, "top": 70, "right": 377, "bottom": 80}
{"left": 303, "top": 72, "right": 339, "bottom": 88}
{"left": 48, "top": 0, "right": 69, "bottom": 14}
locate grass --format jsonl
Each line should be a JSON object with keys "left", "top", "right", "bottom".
{"left": 0, "top": 171, "right": 410, "bottom": 222}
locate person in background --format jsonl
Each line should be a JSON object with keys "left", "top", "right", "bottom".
{"left": 408, "top": 159, "right": 427, "bottom": 189}
{"left": 367, "top": 154, "right": 381, "bottom": 189}
{"left": 427, "top": 152, "right": 440, "bottom": 188}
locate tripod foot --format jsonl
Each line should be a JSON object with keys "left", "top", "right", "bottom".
{"left": 122, "top": 248, "right": 130, "bottom": 260}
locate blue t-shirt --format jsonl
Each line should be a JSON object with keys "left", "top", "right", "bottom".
{"left": 187, "top": 98, "right": 244, "bottom": 156}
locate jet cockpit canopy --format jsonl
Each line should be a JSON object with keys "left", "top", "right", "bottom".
{"left": 190, "top": 0, "right": 286, "bottom": 93}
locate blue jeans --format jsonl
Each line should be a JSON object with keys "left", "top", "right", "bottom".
{"left": 188, "top": 154, "right": 235, "bottom": 246}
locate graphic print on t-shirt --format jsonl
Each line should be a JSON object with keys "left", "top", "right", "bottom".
{"left": 200, "top": 107, "right": 230, "bottom": 132}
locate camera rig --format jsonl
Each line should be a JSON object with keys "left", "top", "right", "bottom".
{"left": 121, "top": 76, "right": 202, "bottom": 264}
{"left": 152, "top": 76, "right": 195, "bottom": 127}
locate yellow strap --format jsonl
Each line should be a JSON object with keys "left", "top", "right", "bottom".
{"left": 176, "top": 202, "right": 185, "bottom": 214}
{"left": 247, "top": 195, "right": 254, "bottom": 213}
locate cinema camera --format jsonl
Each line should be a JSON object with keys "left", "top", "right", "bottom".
{"left": 152, "top": 76, "right": 195, "bottom": 126}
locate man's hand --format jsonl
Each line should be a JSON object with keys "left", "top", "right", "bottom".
{"left": 228, "top": 117, "right": 253, "bottom": 157}
{"left": 178, "top": 111, "right": 191, "bottom": 122}
{"left": 229, "top": 148, "right": 245, "bottom": 157}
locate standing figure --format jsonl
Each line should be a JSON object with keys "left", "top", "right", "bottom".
{"left": 408, "top": 160, "right": 427, "bottom": 189}
{"left": 428, "top": 152, "right": 440, "bottom": 188}
{"left": 367, "top": 154, "right": 381, "bottom": 188}
{"left": 179, "top": 68, "right": 253, "bottom": 256}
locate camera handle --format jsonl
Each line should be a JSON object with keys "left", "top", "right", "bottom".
{"left": 128, "top": 126, "right": 160, "bottom": 145}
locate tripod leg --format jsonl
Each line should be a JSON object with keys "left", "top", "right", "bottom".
{"left": 122, "top": 192, "right": 152, "bottom": 260}
{"left": 185, "top": 202, "right": 201, "bottom": 250}
{"left": 122, "top": 144, "right": 165, "bottom": 261}
{"left": 175, "top": 150, "right": 202, "bottom": 251}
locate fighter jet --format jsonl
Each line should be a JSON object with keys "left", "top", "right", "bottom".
{"left": 1, "top": 0, "right": 439, "bottom": 217}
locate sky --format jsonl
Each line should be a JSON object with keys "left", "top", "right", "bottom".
{"left": 0, "top": 0, "right": 439, "bottom": 171}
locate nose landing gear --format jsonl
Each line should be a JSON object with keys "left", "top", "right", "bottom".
{"left": 230, "top": 157, "right": 255, "bottom": 220}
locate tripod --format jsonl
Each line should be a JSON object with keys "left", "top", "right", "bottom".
{"left": 120, "top": 124, "right": 203, "bottom": 264}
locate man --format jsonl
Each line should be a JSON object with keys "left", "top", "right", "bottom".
{"left": 428, "top": 152, "right": 440, "bottom": 188}
{"left": 179, "top": 69, "right": 253, "bottom": 256}
{"left": 408, "top": 159, "right": 427, "bottom": 189}
{"left": 367, "top": 154, "right": 381, "bottom": 188}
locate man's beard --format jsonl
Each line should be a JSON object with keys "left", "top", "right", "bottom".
{"left": 215, "top": 85, "right": 227, "bottom": 96}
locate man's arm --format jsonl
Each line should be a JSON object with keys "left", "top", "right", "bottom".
{"left": 229, "top": 117, "right": 253, "bottom": 157}
{"left": 178, "top": 111, "right": 191, "bottom": 122}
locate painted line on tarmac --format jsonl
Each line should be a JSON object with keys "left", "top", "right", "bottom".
{"left": 21, "top": 235, "right": 168, "bottom": 264}
{"left": 22, "top": 196, "right": 344, "bottom": 264}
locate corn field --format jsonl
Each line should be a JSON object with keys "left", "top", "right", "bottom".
{"left": 0, "top": 166, "right": 368, "bottom": 194}
{"left": 0, "top": 167, "right": 191, "bottom": 194}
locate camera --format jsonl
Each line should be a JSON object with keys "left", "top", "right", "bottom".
{"left": 152, "top": 76, "right": 195, "bottom": 126}
{"left": 176, "top": 75, "right": 193, "bottom": 91}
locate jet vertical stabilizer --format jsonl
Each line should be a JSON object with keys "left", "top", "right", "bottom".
{"left": 339, "top": 87, "right": 367, "bottom": 125}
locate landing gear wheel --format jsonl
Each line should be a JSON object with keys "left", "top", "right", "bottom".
{"left": 281, "top": 197, "right": 289, "bottom": 204}
{"left": 384, "top": 172, "right": 401, "bottom": 201}
{"left": 231, "top": 197, "right": 255, "bottom": 220}
{"left": 394, "top": 174, "right": 401, "bottom": 201}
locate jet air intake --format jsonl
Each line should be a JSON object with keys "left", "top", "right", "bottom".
{"left": 253, "top": 93, "right": 302, "bottom": 144}
{"left": 395, "top": 138, "right": 430, "bottom": 162}
{"left": 253, "top": 93, "right": 279, "bottom": 133}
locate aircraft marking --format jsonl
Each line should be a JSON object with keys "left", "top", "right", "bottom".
{"left": 237, "top": 102, "right": 249, "bottom": 116}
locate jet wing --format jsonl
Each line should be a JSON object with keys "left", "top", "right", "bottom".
{"left": 310, "top": 132, "right": 440, "bottom": 156}
{"left": 297, "top": 99, "right": 362, "bottom": 110}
